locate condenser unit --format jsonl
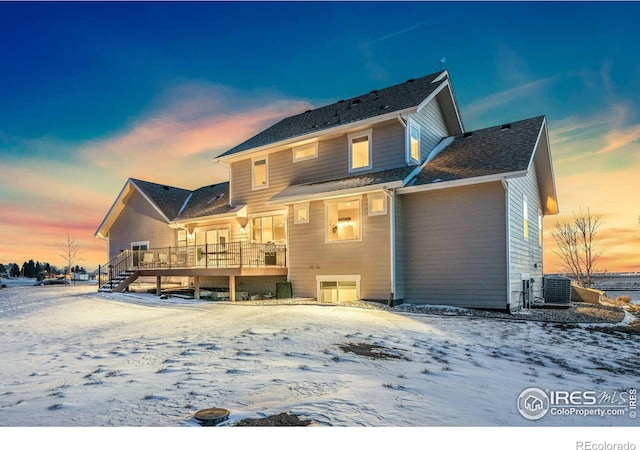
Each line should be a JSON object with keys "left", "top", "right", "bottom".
{"left": 543, "top": 276, "right": 572, "bottom": 304}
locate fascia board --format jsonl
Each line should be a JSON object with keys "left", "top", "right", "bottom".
{"left": 397, "top": 170, "right": 528, "bottom": 195}
{"left": 214, "top": 107, "right": 419, "bottom": 163}
{"left": 129, "top": 180, "right": 172, "bottom": 223}
{"left": 94, "top": 179, "right": 134, "bottom": 239}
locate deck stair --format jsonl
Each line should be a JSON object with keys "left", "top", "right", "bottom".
{"left": 98, "top": 250, "right": 140, "bottom": 293}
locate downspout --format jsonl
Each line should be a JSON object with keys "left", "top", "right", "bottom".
{"left": 502, "top": 178, "right": 512, "bottom": 312}
{"left": 383, "top": 187, "right": 396, "bottom": 306}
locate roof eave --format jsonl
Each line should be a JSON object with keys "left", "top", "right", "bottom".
{"left": 267, "top": 180, "right": 405, "bottom": 205}
{"left": 170, "top": 204, "right": 248, "bottom": 227}
{"left": 397, "top": 170, "right": 528, "bottom": 195}
{"left": 215, "top": 106, "right": 419, "bottom": 163}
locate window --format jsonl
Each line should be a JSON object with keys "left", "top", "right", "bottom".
{"left": 177, "top": 230, "right": 187, "bottom": 247}
{"left": 538, "top": 210, "right": 543, "bottom": 247}
{"left": 293, "top": 142, "right": 318, "bottom": 162}
{"left": 368, "top": 194, "right": 387, "bottom": 216}
{"left": 317, "top": 275, "right": 361, "bottom": 303}
{"left": 131, "top": 241, "right": 149, "bottom": 266}
{"left": 252, "top": 157, "right": 268, "bottom": 189}
{"left": 348, "top": 129, "right": 372, "bottom": 172}
{"left": 293, "top": 203, "right": 309, "bottom": 224}
{"left": 408, "top": 123, "right": 421, "bottom": 164}
{"left": 326, "top": 198, "right": 361, "bottom": 242}
{"left": 251, "top": 215, "right": 286, "bottom": 243}
{"left": 523, "top": 195, "right": 529, "bottom": 240}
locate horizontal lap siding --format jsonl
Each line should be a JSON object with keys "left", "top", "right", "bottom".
{"left": 230, "top": 120, "right": 406, "bottom": 212}
{"left": 401, "top": 182, "right": 508, "bottom": 309}
{"left": 507, "top": 166, "right": 544, "bottom": 310}
{"left": 288, "top": 196, "right": 391, "bottom": 301}
{"left": 409, "top": 99, "right": 449, "bottom": 161}
{"left": 108, "top": 190, "right": 176, "bottom": 260}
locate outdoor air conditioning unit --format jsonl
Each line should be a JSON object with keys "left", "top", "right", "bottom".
{"left": 543, "top": 276, "right": 572, "bottom": 304}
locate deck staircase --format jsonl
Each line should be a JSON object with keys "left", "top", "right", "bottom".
{"left": 98, "top": 251, "right": 140, "bottom": 293}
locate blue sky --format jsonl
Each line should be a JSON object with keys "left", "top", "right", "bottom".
{"left": 1, "top": 1, "right": 639, "bottom": 271}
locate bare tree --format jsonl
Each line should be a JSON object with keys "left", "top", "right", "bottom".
{"left": 58, "top": 232, "right": 84, "bottom": 285}
{"left": 552, "top": 207, "right": 603, "bottom": 288}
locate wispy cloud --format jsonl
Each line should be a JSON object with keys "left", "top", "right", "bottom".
{"left": 464, "top": 76, "right": 558, "bottom": 120}
{"left": 0, "top": 83, "right": 313, "bottom": 267}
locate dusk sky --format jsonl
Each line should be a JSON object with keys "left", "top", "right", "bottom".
{"left": 1, "top": 1, "right": 639, "bottom": 273}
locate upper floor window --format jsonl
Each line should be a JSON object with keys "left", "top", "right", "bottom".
{"left": 348, "top": 129, "right": 372, "bottom": 172}
{"left": 326, "top": 198, "right": 361, "bottom": 242}
{"left": 252, "top": 157, "right": 268, "bottom": 189}
{"left": 293, "top": 142, "right": 318, "bottom": 162}
{"left": 408, "top": 123, "right": 421, "bottom": 164}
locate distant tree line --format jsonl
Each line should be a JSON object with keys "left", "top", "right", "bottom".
{"left": 0, "top": 261, "right": 86, "bottom": 281}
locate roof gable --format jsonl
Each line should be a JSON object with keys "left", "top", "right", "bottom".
{"left": 220, "top": 70, "right": 447, "bottom": 157}
{"left": 130, "top": 179, "right": 192, "bottom": 221}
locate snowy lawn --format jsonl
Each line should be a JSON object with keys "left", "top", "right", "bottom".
{"left": 0, "top": 286, "right": 638, "bottom": 446}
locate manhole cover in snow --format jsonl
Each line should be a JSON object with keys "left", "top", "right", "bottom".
{"left": 194, "top": 407, "right": 230, "bottom": 426}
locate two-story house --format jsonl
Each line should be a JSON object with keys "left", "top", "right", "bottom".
{"left": 95, "top": 70, "right": 558, "bottom": 312}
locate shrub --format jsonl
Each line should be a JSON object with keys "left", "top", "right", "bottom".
{"left": 615, "top": 295, "right": 632, "bottom": 304}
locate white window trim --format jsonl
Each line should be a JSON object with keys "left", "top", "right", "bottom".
{"left": 407, "top": 122, "right": 421, "bottom": 165}
{"left": 293, "top": 202, "right": 310, "bottom": 224}
{"left": 316, "top": 274, "right": 361, "bottom": 303}
{"left": 292, "top": 142, "right": 318, "bottom": 163}
{"left": 348, "top": 128, "right": 373, "bottom": 173}
{"left": 523, "top": 194, "right": 529, "bottom": 240}
{"left": 251, "top": 156, "right": 269, "bottom": 190}
{"left": 325, "top": 196, "right": 362, "bottom": 243}
{"left": 538, "top": 209, "right": 543, "bottom": 247}
{"left": 131, "top": 240, "right": 150, "bottom": 250}
{"left": 368, "top": 193, "right": 387, "bottom": 216}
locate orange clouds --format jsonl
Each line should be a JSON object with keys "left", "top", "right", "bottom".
{"left": 0, "top": 84, "right": 313, "bottom": 270}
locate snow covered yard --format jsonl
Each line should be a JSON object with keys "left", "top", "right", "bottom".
{"left": 0, "top": 285, "right": 638, "bottom": 443}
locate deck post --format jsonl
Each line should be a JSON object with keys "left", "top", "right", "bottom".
{"left": 156, "top": 276, "right": 161, "bottom": 296}
{"left": 194, "top": 276, "right": 201, "bottom": 299}
{"left": 229, "top": 275, "right": 236, "bottom": 302}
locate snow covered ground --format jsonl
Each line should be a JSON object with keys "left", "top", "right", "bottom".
{"left": 1, "top": 285, "right": 638, "bottom": 448}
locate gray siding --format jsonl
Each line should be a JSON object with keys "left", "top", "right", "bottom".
{"left": 287, "top": 194, "right": 392, "bottom": 301}
{"left": 230, "top": 120, "right": 406, "bottom": 212}
{"left": 400, "top": 182, "right": 508, "bottom": 309}
{"left": 409, "top": 99, "right": 449, "bottom": 161}
{"left": 108, "top": 189, "right": 176, "bottom": 260}
{"left": 507, "top": 164, "right": 544, "bottom": 310}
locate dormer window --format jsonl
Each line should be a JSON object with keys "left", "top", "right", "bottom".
{"left": 252, "top": 157, "right": 268, "bottom": 190}
{"left": 408, "top": 123, "right": 421, "bottom": 164}
{"left": 348, "top": 129, "right": 372, "bottom": 172}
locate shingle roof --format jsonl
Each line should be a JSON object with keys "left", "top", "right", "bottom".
{"left": 269, "top": 166, "right": 415, "bottom": 203}
{"left": 175, "top": 183, "right": 235, "bottom": 220}
{"left": 131, "top": 179, "right": 236, "bottom": 222}
{"left": 131, "top": 179, "right": 192, "bottom": 221}
{"left": 221, "top": 70, "right": 446, "bottom": 157}
{"left": 412, "top": 116, "right": 545, "bottom": 186}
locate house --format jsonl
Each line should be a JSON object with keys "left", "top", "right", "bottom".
{"left": 95, "top": 70, "right": 558, "bottom": 311}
